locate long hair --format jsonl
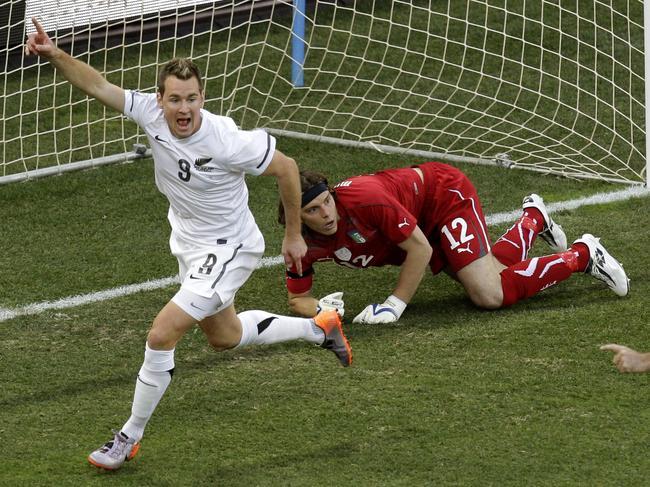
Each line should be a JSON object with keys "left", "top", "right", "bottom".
{"left": 278, "top": 170, "right": 331, "bottom": 226}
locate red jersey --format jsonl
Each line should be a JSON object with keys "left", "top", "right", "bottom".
{"left": 286, "top": 162, "right": 491, "bottom": 294}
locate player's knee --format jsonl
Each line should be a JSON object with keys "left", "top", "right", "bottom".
{"left": 467, "top": 288, "right": 503, "bottom": 310}
{"left": 457, "top": 254, "right": 506, "bottom": 310}
{"left": 200, "top": 314, "right": 242, "bottom": 351}
{"left": 147, "top": 327, "right": 176, "bottom": 349}
{"left": 206, "top": 334, "right": 238, "bottom": 351}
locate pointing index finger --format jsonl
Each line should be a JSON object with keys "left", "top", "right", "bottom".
{"left": 600, "top": 343, "right": 628, "bottom": 353}
{"left": 32, "top": 17, "right": 46, "bottom": 35}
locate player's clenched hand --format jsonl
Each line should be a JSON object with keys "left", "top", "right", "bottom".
{"left": 600, "top": 343, "right": 650, "bottom": 373}
{"left": 282, "top": 233, "right": 307, "bottom": 276}
{"left": 317, "top": 292, "right": 345, "bottom": 318}
{"left": 25, "top": 17, "right": 56, "bottom": 58}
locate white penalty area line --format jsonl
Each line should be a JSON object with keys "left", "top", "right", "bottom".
{"left": 0, "top": 256, "right": 284, "bottom": 323}
{"left": 485, "top": 185, "right": 649, "bottom": 226}
{"left": 1, "top": 186, "right": 648, "bottom": 323}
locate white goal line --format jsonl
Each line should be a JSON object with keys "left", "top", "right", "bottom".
{"left": 1, "top": 186, "right": 648, "bottom": 323}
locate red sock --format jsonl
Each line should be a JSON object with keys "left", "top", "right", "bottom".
{"left": 500, "top": 248, "right": 585, "bottom": 307}
{"left": 492, "top": 208, "right": 545, "bottom": 266}
{"left": 570, "top": 242, "right": 590, "bottom": 271}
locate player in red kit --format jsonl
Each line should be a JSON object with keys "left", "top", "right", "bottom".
{"left": 278, "top": 162, "right": 629, "bottom": 323}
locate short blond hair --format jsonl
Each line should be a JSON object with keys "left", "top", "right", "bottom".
{"left": 157, "top": 58, "right": 203, "bottom": 95}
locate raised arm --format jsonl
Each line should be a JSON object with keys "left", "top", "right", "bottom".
{"left": 25, "top": 17, "right": 125, "bottom": 113}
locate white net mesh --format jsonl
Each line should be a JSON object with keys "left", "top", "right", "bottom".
{"left": 1, "top": 0, "right": 646, "bottom": 184}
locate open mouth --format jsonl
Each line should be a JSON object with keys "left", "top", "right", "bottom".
{"left": 177, "top": 118, "right": 191, "bottom": 131}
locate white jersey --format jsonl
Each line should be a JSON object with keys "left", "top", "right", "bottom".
{"left": 123, "top": 90, "right": 276, "bottom": 244}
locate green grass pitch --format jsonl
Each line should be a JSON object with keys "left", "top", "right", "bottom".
{"left": 1, "top": 138, "right": 649, "bottom": 485}
{"left": 2, "top": 2, "right": 649, "bottom": 484}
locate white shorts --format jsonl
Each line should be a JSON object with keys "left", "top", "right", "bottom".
{"left": 169, "top": 228, "right": 264, "bottom": 321}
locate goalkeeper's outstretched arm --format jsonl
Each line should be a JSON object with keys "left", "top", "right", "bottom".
{"left": 288, "top": 290, "right": 319, "bottom": 317}
{"left": 25, "top": 17, "right": 125, "bottom": 113}
{"left": 288, "top": 291, "right": 345, "bottom": 319}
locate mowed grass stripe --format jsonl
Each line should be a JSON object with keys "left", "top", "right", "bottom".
{"left": 2, "top": 187, "right": 646, "bottom": 323}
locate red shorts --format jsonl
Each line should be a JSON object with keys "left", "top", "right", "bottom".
{"left": 417, "top": 163, "right": 492, "bottom": 275}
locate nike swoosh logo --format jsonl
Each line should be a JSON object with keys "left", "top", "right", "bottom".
{"left": 190, "top": 302, "right": 204, "bottom": 310}
{"left": 154, "top": 135, "right": 167, "bottom": 144}
{"left": 189, "top": 274, "right": 201, "bottom": 279}
{"left": 137, "top": 374, "right": 157, "bottom": 388}
{"left": 195, "top": 157, "right": 213, "bottom": 166}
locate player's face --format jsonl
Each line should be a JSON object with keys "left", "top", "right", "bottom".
{"left": 157, "top": 76, "right": 205, "bottom": 138}
{"left": 301, "top": 191, "right": 339, "bottom": 235}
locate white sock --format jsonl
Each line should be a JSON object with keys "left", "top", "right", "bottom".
{"left": 236, "top": 310, "right": 324, "bottom": 348}
{"left": 121, "top": 343, "right": 175, "bottom": 442}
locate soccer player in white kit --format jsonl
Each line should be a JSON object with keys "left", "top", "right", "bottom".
{"left": 25, "top": 17, "right": 351, "bottom": 471}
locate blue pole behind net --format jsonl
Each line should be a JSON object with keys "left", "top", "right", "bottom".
{"left": 291, "top": 0, "right": 306, "bottom": 87}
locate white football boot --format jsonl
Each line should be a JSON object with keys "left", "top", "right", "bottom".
{"left": 88, "top": 430, "right": 141, "bottom": 470}
{"left": 574, "top": 233, "right": 630, "bottom": 297}
{"left": 522, "top": 193, "right": 568, "bottom": 252}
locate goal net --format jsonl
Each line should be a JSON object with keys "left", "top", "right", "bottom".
{"left": 2, "top": 0, "right": 647, "bottom": 185}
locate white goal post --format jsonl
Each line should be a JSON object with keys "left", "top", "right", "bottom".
{"left": 1, "top": 0, "right": 648, "bottom": 186}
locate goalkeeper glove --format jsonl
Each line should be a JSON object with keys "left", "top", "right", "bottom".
{"left": 316, "top": 291, "right": 345, "bottom": 318}
{"left": 352, "top": 295, "right": 407, "bottom": 324}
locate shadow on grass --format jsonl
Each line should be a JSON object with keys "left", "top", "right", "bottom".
{"left": 203, "top": 440, "right": 359, "bottom": 485}
{"left": 0, "top": 344, "right": 324, "bottom": 411}
{"left": 0, "top": 285, "right": 621, "bottom": 411}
